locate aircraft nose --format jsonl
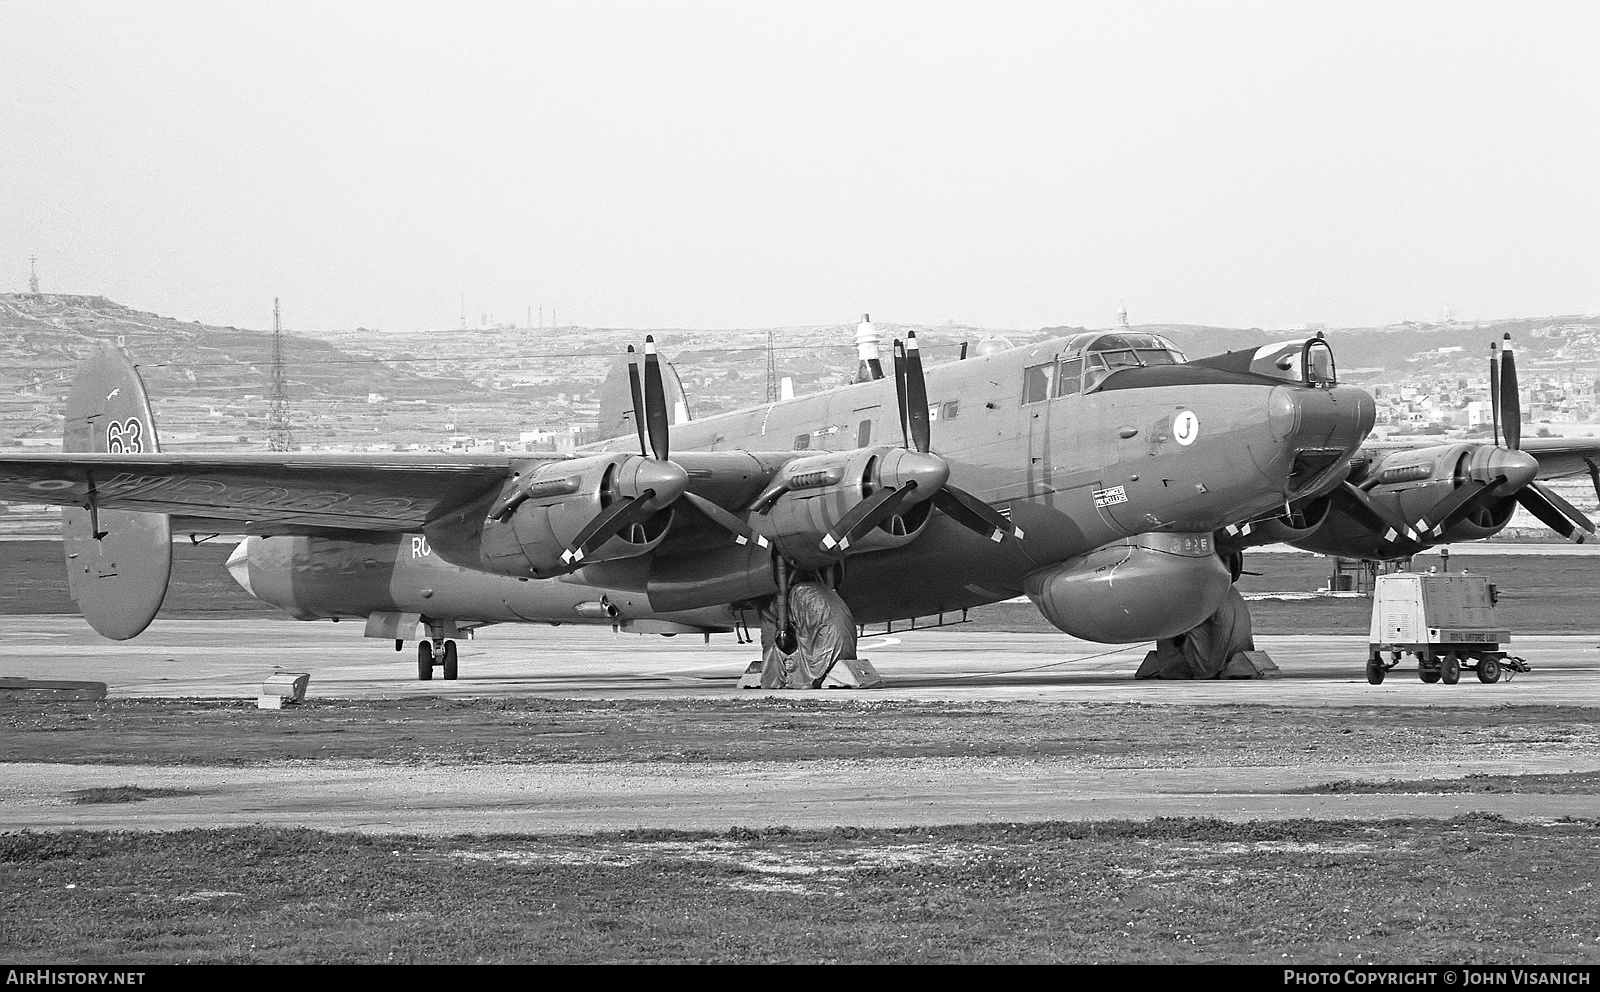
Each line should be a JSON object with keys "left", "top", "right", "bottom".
{"left": 225, "top": 540, "right": 254, "bottom": 596}
{"left": 1279, "top": 384, "right": 1376, "bottom": 452}
{"left": 881, "top": 449, "right": 951, "bottom": 501}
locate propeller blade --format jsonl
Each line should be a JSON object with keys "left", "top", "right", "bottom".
{"left": 821, "top": 482, "right": 916, "bottom": 552}
{"left": 1518, "top": 481, "right": 1596, "bottom": 543}
{"left": 560, "top": 491, "right": 655, "bottom": 566}
{"left": 1415, "top": 478, "right": 1496, "bottom": 538}
{"left": 643, "top": 336, "right": 669, "bottom": 462}
{"left": 1333, "top": 481, "right": 1421, "bottom": 551}
{"left": 625, "top": 345, "right": 648, "bottom": 458}
{"left": 892, "top": 340, "right": 909, "bottom": 450}
{"left": 1489, "top": 340, "right": 1502, "bottom": 449}
{"left": 933, "top": 486, "right": 1022, "bottom": 543}
{"left": 682, "top": 492, "right": 770, "bottom": 549}
{"left": 904, "top": 332, "right": 931, "bottom": 455}
{"left": 1499, "top": 333, "right": 1521, "bottom": 451}
{"left": 1587, "top": 457, "right": 1600, "bottom": 504}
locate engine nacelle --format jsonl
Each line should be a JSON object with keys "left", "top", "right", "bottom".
{"left": 1024, "top": 532, "right": 1232, "bottom": 643}
{"left": 427, "top": 453, "right": 683, "bottom": 577}
{"left": 1288, "top": 443, "right": 1526, "bottom": 559}
{"left": 753, "top": 446, "right": 941, "bottom": 569}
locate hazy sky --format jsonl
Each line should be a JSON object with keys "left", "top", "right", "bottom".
{"left": 3, "top": 1, "right": 1596, "bottom": 333}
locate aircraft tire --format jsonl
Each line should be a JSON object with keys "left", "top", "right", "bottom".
{"left": 442, "top": 640, "right": 458, "bottom": 681}
{"left": 1477, "top": 656, "right": 1502, "bottom": 684}
{"left": 1441, "top": 653, "right": 1461, "bottom": 685}
{"left": 418, "top": 641, "right": 434, "bottom": 681}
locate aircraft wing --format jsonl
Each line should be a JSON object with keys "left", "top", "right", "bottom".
{"left": 0, "top": 451, "right": 551, "bottom": 532}
{"left": 1519, "top": 436, "right": 1600, "bottom": 484}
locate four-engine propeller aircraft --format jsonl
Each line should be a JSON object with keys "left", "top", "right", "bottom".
{"left": 0, "top": 325, "right": 1589, "bottom": 685}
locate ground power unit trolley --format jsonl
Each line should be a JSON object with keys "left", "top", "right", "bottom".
{"left": 1366, "top": 570, "right": 1528, "bottom": 685}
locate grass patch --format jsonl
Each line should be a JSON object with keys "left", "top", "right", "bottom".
{"left": 1296, "top": 770, "right": 1600, "bottom": 796}
{"left": 1, "top": 816, "right": 1597, "bottom": 963}
{"left": 5, "top": 695, "right": 1598, "bottom": 767}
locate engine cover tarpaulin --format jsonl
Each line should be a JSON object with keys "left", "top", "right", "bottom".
{"left": 758, "top": 582, "right": 859, "bottom": 689}
{"left": 1136, "top": 586, "right": 1276, "bottom": 679}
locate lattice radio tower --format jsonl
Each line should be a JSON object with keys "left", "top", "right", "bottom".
{"left": 764, "top": 330, "right": 779, "bottom": 403}
{"left": 268, "top": 298, "right": 294, "bottom": 452}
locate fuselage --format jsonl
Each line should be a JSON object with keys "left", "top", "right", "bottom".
{"left": 230, "top": 332, "right": 1376, "bottom": 633}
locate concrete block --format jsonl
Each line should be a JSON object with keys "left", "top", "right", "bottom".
{"left": 259, "top": 672, "right": 311, "bottom": 706}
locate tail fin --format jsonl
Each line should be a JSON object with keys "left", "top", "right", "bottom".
{"left": 62, "top": 342, "right": 172, "bottom": 639}
{"left": 596, "top": 349, "right": 692, "bottom": 445}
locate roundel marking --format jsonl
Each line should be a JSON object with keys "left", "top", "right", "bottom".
{"left": 1172, "top": 410, "right": 1200, "bottom": 446}
{"left": 30, "top": 479, "right": 77, "bottom": 492}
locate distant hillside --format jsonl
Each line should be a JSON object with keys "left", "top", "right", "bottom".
{"left": 0, "top": 294, "right": 484, "bottom": 402}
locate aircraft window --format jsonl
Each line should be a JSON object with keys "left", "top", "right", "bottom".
{"left": 1304, "top": 339, "right": 1337, "bottom": 385}
{"left": 1022, "top": 362, "right": 1055, "bottom": 404}
{"left": 1057, "top": 358, "right": 1083, "bottom": 396}
{"left": 1083, "top": 353, "right": 1113, "bottom": 390}
{"left": 1135, "top": 349, "right": 1177, "bottom": 366}
{"left": 942, "top": 400, "right": 959, "bottom": 420}
{"left": 793, "top": 433, "right": 810, "bottom": 450}
{"left": 857, "top": 420, "right": 871, "bottom": 446}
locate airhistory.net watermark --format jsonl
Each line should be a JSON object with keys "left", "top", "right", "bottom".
{"left": 5, "top": 973, "right": 145, "bottom": 986}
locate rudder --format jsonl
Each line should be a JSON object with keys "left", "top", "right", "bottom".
{"left": 62, "top": 342, "right": 172, "bottom": 639}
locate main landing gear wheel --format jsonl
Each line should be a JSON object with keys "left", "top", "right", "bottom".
{"left": 442, "top": 640, "right": 458, "bottom": 681}
{"left": 1441, "top": 653, "right": 1462, "bottom": 685}
{"left": 1477, "top": 655, "right": 1502, "bottom": 684}
{"left": 417, "top": 640, "right": 434, "bottom": 681}
{"left": 1366, "top": 655, "right": 1386, "bottom": 685}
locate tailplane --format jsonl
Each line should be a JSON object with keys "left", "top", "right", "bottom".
{"left": 62, "top": 342, "right": 172, "bottom": 639}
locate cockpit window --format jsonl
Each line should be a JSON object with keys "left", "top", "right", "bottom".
{"left": 1023, "top": 362, "right": 1055, "bottom": 404}
{"left": 1057, "top": 358, "right": 1083, "bottom": 396}
{"left": 1060, "top": 332, "right": 1188, "bottom": 387}
{"left": 1304, "top": 338, "right": 1336, "bottom": 385}
{"left": 1030, "top": 332, "right": 1187, "bottom": 399}
{"left": 1134, "top": 348, "right": 1177, "bottom": 366}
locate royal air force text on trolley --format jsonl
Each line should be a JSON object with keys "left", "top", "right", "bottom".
{"left": 1285, "top": 973, "right": 1591, "bottom": 987}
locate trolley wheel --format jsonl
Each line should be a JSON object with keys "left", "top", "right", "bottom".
{"left": 442, "top": 639, "right": 458, "bottom": 681}
{"left": 1441, "top": 653, "right": 1461, "bottom": 685}
{"left": 1419, "top": 659, "right": 1441, "bottom": 684}
{"left": 417, "top": 640, "right": 434, "bottom": 681}
{"left": 1366, "top": 656, "right": 1386, "bottom": 685}
{"left": 1477, "top": 655, "right": 1502, "bottom": 684}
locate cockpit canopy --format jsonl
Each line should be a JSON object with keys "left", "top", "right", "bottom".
{"left": 1023, "top": 332, "right": 1189, "bottom": 403}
